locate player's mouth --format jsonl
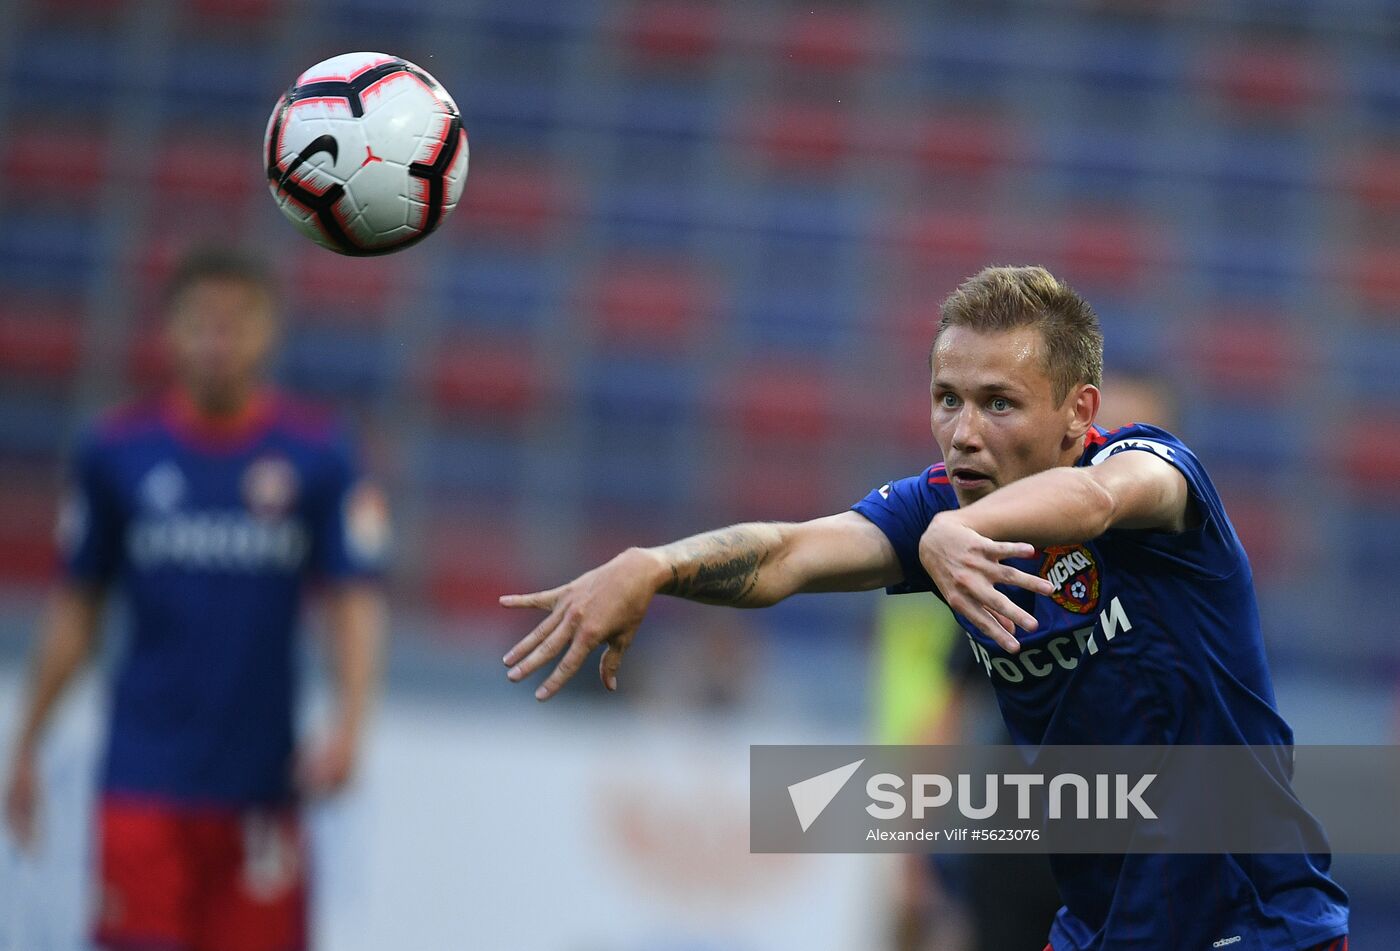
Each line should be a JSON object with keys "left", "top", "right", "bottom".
{"left": 950, "top": 467, "right": 994, "bottom": 489}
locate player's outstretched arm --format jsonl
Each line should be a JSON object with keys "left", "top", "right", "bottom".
{"left": 501, "top": 512, "right": 901, "bottom": 700}
{"left": 918, "top": 451, "right": 1189, "bottom": 652}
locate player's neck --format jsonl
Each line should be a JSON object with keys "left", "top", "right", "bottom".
{"left": 167, "top": 384, "right": 274, "bottom": 435}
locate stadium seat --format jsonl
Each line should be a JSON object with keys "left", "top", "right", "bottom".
{"left": 150, "top": 134, "right": 256, "bottom": 222}
{"left": 1058, "top": 215, "right": 1163, "bottom": 287}
{"left": 415, "top": 428, "right": 523, "bottom": 498}
{"left": 778, "top": 8, "right": 881, "bottom": 73}
{"left": 586, "top": 258, "right": 713, "bottom": 348}
{"left": 594, "top": 181, "right": 706, "bottom": 251}
{"left": 722, "top": 362, "right": 836, "bottom": 445}
{"left": 909, "top": 113, "right": 1019, "bottom": 178}
{"left": 741, "top": 101, "right": 853, "bottom": 171}
{"left": 456, "top": 78, "right": 563, "bottom": 155}
{"left": 622, "top": 2, "right": 723, "bottom": 67}
{"left": 0, "top": 394, "right": 73, "bottom": 458}
{"left": 287, "top": 245, "right": 400, "bottom": 319}
{"left": 582, "top": 355, "right": 697, "bottom": 427}
{"left": 1341, "top": 417, "right": 1400, "bottom": 498}
{"left": 1339, "top": 147, "right": 1400, "bottom": 213}
{"left": 1196, "top": 42, "right": 1325, "bottom": 113}
{"left": 1063, "top": 23, "right": 1181, "bottom": 94}
{"left": 1180, "top": 316, "right": 1302, "bottom": 398}
{"left": 457, "top": 158, "right": 575, "bottom": 244}
{"left": 13, "top": 29, "right": 120, "bottom": 111}
{"left": 712, "top": 442, "right": 837, "bottom": 523}
{"left": 735, "top": 275, "right": 858, "bottom": 355}
{"left": 0, "top": 214, "right": 98, "bottom": 292}
{"left": 280, "top": 327, "right": 395, "bottom": 398}
{"left": 0, "top": 478, "right": 59, "bottom": 584}
{"left": 441, "top": 251, "right": 562, "bottom": 330}
{"left": 0, "top": 305, "right": 83, "bottom": 380}
{"left": 1348, "top": 244, "right": 1400, "bottom": 309}
{"left": 891, "top": 208, "right": 994, "bottom": 277}
{"left": 162, "top": 43, "right": 277, "bottom": 120}
{"left": 421, "top": 509, "right": 528, "bottom": 618}
{"left": 0, "top": 124, "right": 110, "bottom": 207}
{"left": 426, "top": 340, "right": 540, "bottom": 420}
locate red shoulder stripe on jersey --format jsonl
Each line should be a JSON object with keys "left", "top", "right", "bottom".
{"left": 1083, "top": 427, "right": 1108, "bottom": 450}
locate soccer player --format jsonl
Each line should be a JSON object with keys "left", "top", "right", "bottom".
{"left": 500, "top": 266, "right": 1348, "bottom": 950}
{"left": 3, "top": 249, "right": 388, "bottom": 951}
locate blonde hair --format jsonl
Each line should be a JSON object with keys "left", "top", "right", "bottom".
{"left": 935, "top": 265, "right": 1103, "bottom": 404}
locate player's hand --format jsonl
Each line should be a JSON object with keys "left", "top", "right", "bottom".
{"left": 500, "top": 547, "right": 666, "bottom": 701}
{"left": 294, "top": 726, "right": 358, "bottom": 798}
{"left": 4, "top": 749, "right": 40, "bottom": 853}
{"left": 918, "top": 512, "right": 1054, "bottom": 653}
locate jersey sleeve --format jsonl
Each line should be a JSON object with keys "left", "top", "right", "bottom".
{"left": 307, "top": 433, "right": 389, "bottom": 582}
{"left": 59, "top": 434, "right": 125, "bottom": 584}
{"left": 1087, "top": 424, "right": 1242, "bottom": 578}
{"left": 850, "top": 468, "right": 951, "bottom": 595}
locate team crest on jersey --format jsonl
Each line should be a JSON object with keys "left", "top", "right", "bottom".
{"left": 243, "top": 456, "right": 299, "bottom": 518}
{"left": 1040, "top": 544, "right": 1100, "bottom": 614}
{"left": 140, "top": 462, "right": 185, "bottom": 512}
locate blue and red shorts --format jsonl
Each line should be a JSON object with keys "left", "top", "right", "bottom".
{"left": 94, "top": 795, "right": 307, "bottom": 951}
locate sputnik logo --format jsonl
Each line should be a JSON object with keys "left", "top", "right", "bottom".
{"left": 787, "top": 759, "right": 864, "bottom": 832}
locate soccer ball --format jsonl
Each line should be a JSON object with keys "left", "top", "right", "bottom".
{"left": 263, "top": 52, "right": 469, "bottom": 256}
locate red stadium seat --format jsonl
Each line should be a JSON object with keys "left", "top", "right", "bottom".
{"left": 1059, "top": 215, "right": 1163, "bottom": 287}
{"left": 623, "top": 2, "right": 723, "bottom": 66}
{"left": 1216, "top": 491, "right": 1291, "bottom": 582}
{"left": 426, "top": 340, "right": 540, "bottom": 419}
{"left": 1179, "top": 316, "right": 1302, "bottom": 397}
{"left": 185, "top": 0, "right": 280, "bottom": 23}
{"left": 1348, "top": 244, "right": 1400, "bottom": 310}
{"left": 457, "top": 159, "right": 574, "bottom": 243}
{"left": 587, "top": 258, "right": 713, "bottom": 348}
{"left": 1, "top": 124, "right": 110, "bottom": 205}
{"left": 723, "top": 363, "right": 835, "bottom": 445}
{"left": 1341, "top": 148, "right": 1400, "bottom": 212}
{"left": 891, "top": 208, "right": 994, "bottom": 276}
{"left": 0, "top": 304, "right": 83, "bottom": 379}
{"left": 287, "top": 245, "right": 401, "bottom": 318}
{"left": 742, "top": 102, "right": 852, "bottom": 170}
{"left": 1197, "top": 42, "right": 1327, "bottom": 113}
{"left": 1342, "top": 418, "right": 1400, "bottom": 498}
{"left": 151, "top": 135, "right": 256, "bottom": 220}
{"left": 779, "top": 8, "right": 881, "bottom": 73}
{"left": 422, "top": 512, "right": 527, "bottom": 618}
{"left": 0, "top": 480, "right": 59, "bottom": 585}
{"left": 910, "top": 113, "right": 1018, "bottom": 177}
{"left": 711, "top": 443, "right": 836, "bottom": 523}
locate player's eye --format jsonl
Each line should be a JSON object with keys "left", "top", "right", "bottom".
{"left": 990, "top": 397, "right": 1010, "bottom": 412}
{"left": 938, "top": 392, "right": 959, "bottom": 409}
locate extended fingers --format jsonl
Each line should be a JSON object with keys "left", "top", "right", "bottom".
{"left": 509, "top": 609, "right": 580, "bottom": 681}
{"left": 504, "top": 605, "right": 566, "bottom": 670}
{"left": 999, "top": 563, "right": 1055, "bottom": 597}
{"left": 536, "top": 640, "right": 593, "bottom": 701}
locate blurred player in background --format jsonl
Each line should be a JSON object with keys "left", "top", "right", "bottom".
{"left": 3, "top": 249, "right": 388, "bottom": 951}
{"left": 501, "top": 266, "right": 1348, "bottom": 951}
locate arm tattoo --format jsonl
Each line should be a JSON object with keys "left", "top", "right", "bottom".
{"left": 657, "top": 527, "right": 768, "bottom": 605}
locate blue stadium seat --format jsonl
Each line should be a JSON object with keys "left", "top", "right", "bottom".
{"left": 457, "top": 78, "right": 563, "bottom": 152}
{"left": 0, "top": 394, "right": 73, "bottom": 458}
{"left": 162, "top": 42, "right": 276, "bottom": 120}
{"left": 595, "top": 181, "right": 705, "bottom": 250}
{"left": 1064, "top": 23, "right": 1183, "bottom": 94}
{"left": 440, "top": 251, "right": 561, "bottom": 330}
{"left": 1191, "top": 231, "right": 1310, "bottom": 298}
{"left": 581, "top": 354, "right": 697, "bottom": 427}
{"left": 278, "top": 328, "right": 395, "bottom": 398}
{"left": 415, "top": 428, "right": 523, "bottom": 497}
{"left": 12, "top": 29, "right": 119, "bottom": 110}
{"left": 0, "top": 215, "right": 98, "bottom": 291}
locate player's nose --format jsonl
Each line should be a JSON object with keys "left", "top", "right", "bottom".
{"left": 951, "top": 407, "right": 982, "bottom": 452}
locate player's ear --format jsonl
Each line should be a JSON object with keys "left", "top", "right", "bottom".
{"left": 1065, "top": 383, "right": 1100, "bottom": 442}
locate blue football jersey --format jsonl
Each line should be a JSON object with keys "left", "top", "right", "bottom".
{"left": 853, "top": 423, "right": 1348, "bottom": 951}
{"left": 60, "top": 392, "right": 386, "bottom": 806}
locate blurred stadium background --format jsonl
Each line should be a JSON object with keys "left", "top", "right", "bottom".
{"left": 0, "top": 0, "right": 1397, "bottom": 948}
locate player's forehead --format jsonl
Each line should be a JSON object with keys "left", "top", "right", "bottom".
{"left": 930, "top": 324, "right": 1051, "bottom": 394}
{"left": 169, "top": 277, "right": 274, "bottom": 321}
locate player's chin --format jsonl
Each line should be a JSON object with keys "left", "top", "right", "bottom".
{"left": 952, "top": 482, "right": 996, "bottom": 506}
